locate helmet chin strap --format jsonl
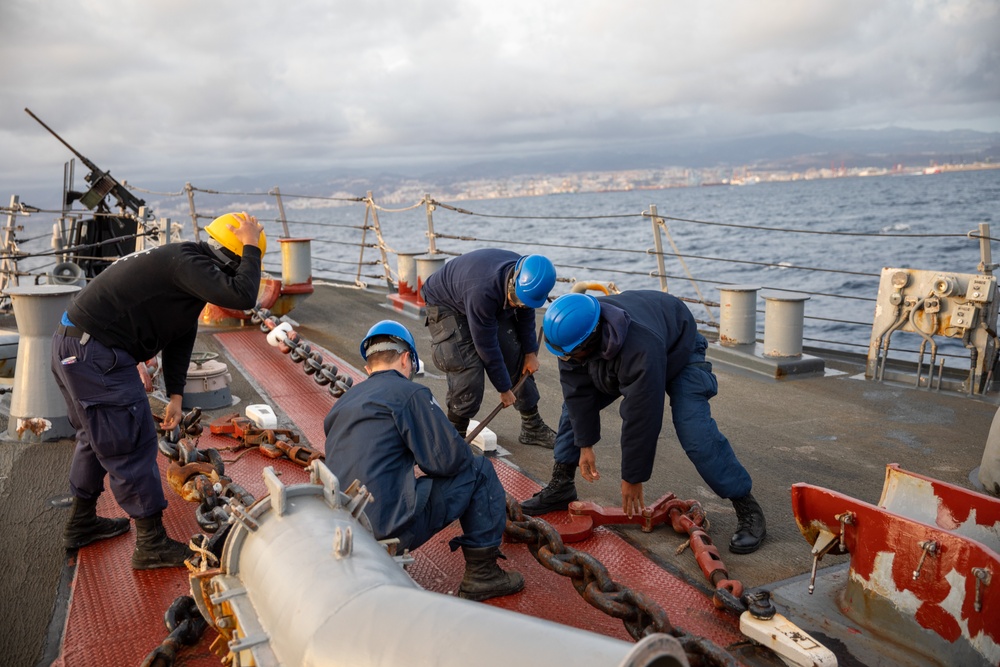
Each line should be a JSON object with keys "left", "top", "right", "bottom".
{"left": 506, "top": 270, "right": 523, "bottom": 308}
{"left": 209, "top": 243, "right": 241, "bottom": 272}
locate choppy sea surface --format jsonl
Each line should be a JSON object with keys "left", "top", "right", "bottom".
{"left": 276, "top": 168, "right": 998, "bottom": 358}
{"left": 9, "top": 168, "right": 1000, "bottom": 360}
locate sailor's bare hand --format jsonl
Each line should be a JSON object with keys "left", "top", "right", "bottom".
{"left": 621, "top": 480, "right": 645, "bottom": 518}
{"left": 161, "top": 394, "right": 184, "bottom": 430}
{"left": 522, "top": 352, "right": 539, "bottom": 377}
{"left": 579, "top": 447, "right": 600, "bottom": 482}
{"left": 499, "top": 390, "right": 516, "bottom": 407}
{"left": 231, "top": 211, "right": 264, "bottom": 249}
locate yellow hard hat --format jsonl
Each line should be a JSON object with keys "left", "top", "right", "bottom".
{"left": 205, "top": 212, "right": 267, "bottom": 256}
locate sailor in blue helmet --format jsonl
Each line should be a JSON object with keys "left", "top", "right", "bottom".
{"left": 421, "top": 249, "right": 558, "bottom": 447}
{"left": 323, "top": 320, "right": 524, "bottom": 601}
{"left": 522, "top": 290, "right": 767, "bottom": 555}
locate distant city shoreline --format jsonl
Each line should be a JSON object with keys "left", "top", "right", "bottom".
{"left": 376, "top": 160, "right": 1000, "bottom": 205}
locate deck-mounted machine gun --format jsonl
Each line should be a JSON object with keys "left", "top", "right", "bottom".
{"left": 24, "top": 107, "right": 155, "bottom": 279}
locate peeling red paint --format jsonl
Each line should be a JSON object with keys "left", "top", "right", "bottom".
{"left": 916, "top": 603, "right": 961, "bottom": 642}
{"left": 791, "top": 482, "right": 999, "bottom": 658}
{"left": 886, "top": 463, "right": 1000, "bottom": 528}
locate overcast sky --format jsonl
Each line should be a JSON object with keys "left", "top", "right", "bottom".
{"left": 1, "top": 0, "right": 998, "bottom": 196}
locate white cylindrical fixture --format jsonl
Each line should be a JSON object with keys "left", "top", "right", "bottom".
{"left": 213, "top": 464, "right": 689, "bottom": 667}
{"left": 762, "top": 293, "right": 810, "bottom": 358}
{"left": 278, "top": 238, "right": 312, "bottom": 286}
{"left": 717, "top": 285, "right": 760, "bottom": 347}
{"left": 415, "top": 253, "right": 447, "bottom": 306}
{"left": 979, "top": 404, "right": 1000, "bottom": 497}
{"left": 396, "top": 252, "right": 422, "bottom": 299}
{"left": 7, "top": 284, "right": 81, "bottom": 441}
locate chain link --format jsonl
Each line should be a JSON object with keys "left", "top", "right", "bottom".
{"left": 157, "top": 410, "right": 258, "bottom": 534}
{"left": 249, "top": 307, "right": 355, "bottom": 398}
{"left": 505, "top": 495, "right": 740, "bottom": 666}
{"left": 139, "top": 596, "right": 208, "bottom": 667}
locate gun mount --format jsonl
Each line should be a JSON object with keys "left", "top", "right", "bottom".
{"left": 25, "top": 108, "right": 151, "bottom": 278}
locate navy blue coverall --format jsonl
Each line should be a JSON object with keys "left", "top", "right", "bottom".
{"left": 323, "top": 369, "right": 507, "bottom": 551}
{"left": 421, "top": 248, "right": 541, "bottom": 421}
{"left": 51, "top": 242, "right": 261, "bottom": 518}
{"left": 552, "top": 290, "right": 752, "bottom": 499}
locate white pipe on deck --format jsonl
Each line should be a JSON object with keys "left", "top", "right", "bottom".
{"left": 209, "top": 462, "right": 688, "bottom": 667}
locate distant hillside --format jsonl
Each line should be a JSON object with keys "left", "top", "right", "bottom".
{"left": 418, "top": 127, "right": 1000, "bottom": 181}
{"left": 9, "top": 127, "right": 998, "bottom": 211}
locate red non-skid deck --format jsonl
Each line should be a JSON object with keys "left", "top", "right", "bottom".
{"left": 55, "top": 329, "right": 741, "bottom": 666}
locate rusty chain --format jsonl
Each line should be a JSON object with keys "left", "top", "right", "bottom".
{"left": 156, "top": 410, "right": 257, "bottom": 534}
{"left": 249, "top": 306, "right": 355, "bottom": 398}
{"left": 139, "top": 596, "right": 208, "bottom": 667}
{"left": 663, "top": 499, "right": 776, "bottom": 620}
{"left": 505, "top": 496, "right": 740, "bottom": 667}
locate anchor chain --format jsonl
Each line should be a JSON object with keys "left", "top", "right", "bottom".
{"left": 139, "top": 595, "right": 208, "bottom": 667}
{"left": 156, "top": 410, "right": 257, "bottom": 533}
{"left": 208, "top": 412, "right": 325, "bottom": 468}
{"left": 505, "top": 496, "right": 739, "bottom": 667}
{"left": 249, "top": 306, "right": 355, "bottom": 398}
{"left": 566, "top": 494, "right": 776, "bottom": 620}
{"left": 664, "top": 499, "right": 776, "bottom": 620}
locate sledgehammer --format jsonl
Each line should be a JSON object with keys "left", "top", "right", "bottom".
{"left": 464, "top": 369, "right": 533, "bottom": 444}
{"left": 464, "top": 324, "right": 547, "bottom": 444}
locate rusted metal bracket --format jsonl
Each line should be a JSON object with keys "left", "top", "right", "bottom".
{"left": 557, "top": 492, "right": 679, "bottom": 542}
{"left": 208, "top": 412, "right": 323, "bottom": 467}
{"left": 555, "top": 492, "right": 766, "bottom": 617}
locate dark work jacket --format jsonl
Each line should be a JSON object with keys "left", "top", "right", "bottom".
{"left": 323, "top": 369, "right": 473, "bottom": 540}
{"left": 558, "top": 290, "right": 697, "bottom": 484}
{"left": 421, "top": 248, "right": 538, "bottom": 393}
{"left": 68, "top": 242, "right": 261, "bottom": 396}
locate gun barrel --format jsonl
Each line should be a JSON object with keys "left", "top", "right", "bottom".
{"left": 24, "top": 108, "right": 144, "bottom": 213}
{"left": 24, "top": 108, "right": 96, "bottom": 169}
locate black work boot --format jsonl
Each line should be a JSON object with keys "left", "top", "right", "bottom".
{"left": 729, "top": 493, "right": 766, "bottom": 554}
{"left": 457, "top": 546, "right": 525, "bottom": 601}
{"left": 63, "top": 496, "right": 131, "bottom": 549}
{"left": 131, "top": 512, "right": 192, "bottom": 570}
{"left": 518, "top": 409, "right": 556, "bottom": 448}
{"left": 520, "top": 462, "right": 577, "bottom": 516}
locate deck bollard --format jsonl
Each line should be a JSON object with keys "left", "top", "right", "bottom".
{"left": 415, "top": 254, "right": 447, "bottom": 306}
{"left": 717, "top": 285, "right": 760, "bottom": 349}
{"left": 278, "top": 238, "right": 312, "bottom": 287}
{"left": 6, "top": 284, "right": 80, "bottom": 441}
{"left": 396, "top": 252, "right": 422, "bottom": 301}
{"left": 762, "top": 293, "right": 810, "bottom": 358}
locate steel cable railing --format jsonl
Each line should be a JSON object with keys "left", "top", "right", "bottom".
{"left": 2, "top": 183, "right": 990, "bottom": 363}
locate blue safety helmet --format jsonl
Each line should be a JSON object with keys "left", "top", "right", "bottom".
{"left": 513, "top": 255, "right": 557, "bottom": 309}
{"left": 543, "top": 293, "right": 601, "bottom": 357}
{"left": 360, "top": 320, "right": 419, "bottom": 369}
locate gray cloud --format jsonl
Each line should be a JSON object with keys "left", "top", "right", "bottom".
{"left": 1, "top": 0, "right": 997, "bottom": 193}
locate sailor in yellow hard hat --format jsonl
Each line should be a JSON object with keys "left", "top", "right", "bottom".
{"left": 205, "top": 211, "right": 267, "bottom": 257}
{"left": 53, "top": 210, "right": 264, "bottom": 572}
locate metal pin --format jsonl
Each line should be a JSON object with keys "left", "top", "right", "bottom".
{"left": 973, "top": 568, "right": 992, "bottom": 612}
{"left": 835, "top": 511, "right": 855, "bottom": 552}
{"left": 912, "top": 540, "right": 938, "bottom": 580}
{"left": 808, "top": 530, "right": 839, "bottom": 595}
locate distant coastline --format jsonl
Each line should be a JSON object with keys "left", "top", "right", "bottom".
{"left": 373, "top": 160, "right": 1000, "bottom": 205}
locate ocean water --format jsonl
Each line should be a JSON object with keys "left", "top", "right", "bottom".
{"left": 272, "top": 168, "right": 999, "bottom": 358}
{"left": 8, "top": 168, "right": 999, "bottom": 359}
